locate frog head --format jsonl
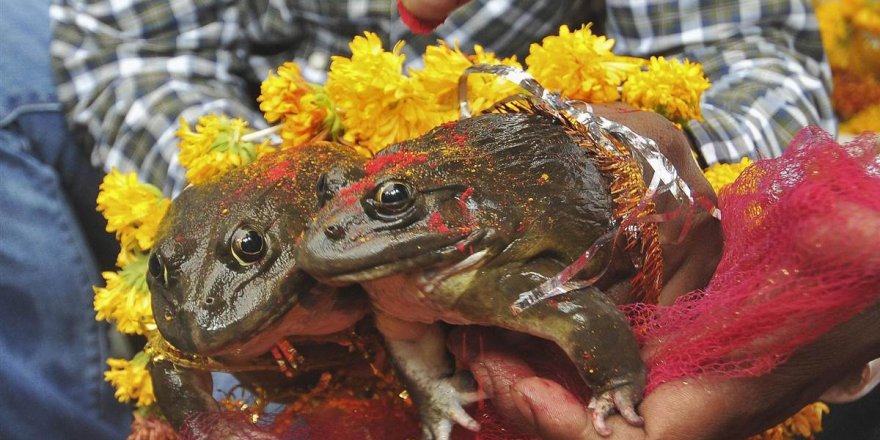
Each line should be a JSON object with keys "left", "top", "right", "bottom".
{"left": 147, "top": 143, "right": 368, "bottom": 358}
{"left": 297, "top": 112, "right": 615, "bottom": 288}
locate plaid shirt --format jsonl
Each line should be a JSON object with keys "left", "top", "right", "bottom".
{"left": 50, "top": 0, "right": 835, "bottom": 195}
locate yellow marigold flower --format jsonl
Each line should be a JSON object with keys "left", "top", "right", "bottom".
{"left": 176, "top": 115, "right": 272, "bottom": 185}
{"left": 840, "top": 102, "right": 880, "bottom": 134}
{"left": 259, "top": 63, "right": 340, "bottom": 147}
{"left": 258, "top": 62, "right": 313, "bottom": 123}
{"left": 852, "top": 3, "right": 880, "bottom": 34}
{"left": 412, "top": 41, "right": 523, "bottom": 117}
{"left": 622, "top": 56, "right": 711, "bottom": 123}
{"left": 97, "top": 169, "right": 171, "bottom": 255}
{"left": 279, "top": 86, "right": 342, "bottom": 148}
{"left": 748, "top": 402, "right": 829, "bottom": 440}
{"left": 326, "top": 32, "right": 445, "bottom": 154}
{"left": 94, "top": 252, "right": 156, "bottom": 335}
{"left": 703, "top": 157, "right": 753, "bottom": 194}
{"left": 105, "top": 351, "right": 155, "bottom": 407}
{"left": 816, "top": 1, "right": 852, "bottom": 69}
{"left": 525, "top": 24, "right": 644, "bottom": 103}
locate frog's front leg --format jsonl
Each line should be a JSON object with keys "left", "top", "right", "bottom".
{"left": 149, "top": 358, "right": 220, "bottom": 429}
{"left": 375, "top": 310, "right": 481, "bottom": 440}
{"left": 495, "top": 285, "right": 646, "bottom": 436}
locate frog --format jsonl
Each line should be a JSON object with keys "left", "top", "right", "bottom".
{"left": 296, "top": 110, "right": 649, "bottom": 440}
{"left": 145, "top": 141, "right": 372, "bottom": 431}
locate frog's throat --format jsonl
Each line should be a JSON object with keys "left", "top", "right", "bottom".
{"left": 322, "top": 229, "right": 489, "bottom": 285}
{"left": 195, "top": 270, "right": 315, "bottom": 358}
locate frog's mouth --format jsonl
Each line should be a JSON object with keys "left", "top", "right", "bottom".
{"left": 321, "top": 229, "right": 492, "bottom": 285}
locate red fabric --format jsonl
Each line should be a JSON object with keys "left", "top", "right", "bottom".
{"left": 397, "top": 0, "right": 446, "bottom": 35}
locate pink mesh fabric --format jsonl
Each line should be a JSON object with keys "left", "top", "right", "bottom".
{"left": 627, "top": 127, "right": 880, "bottom": 392}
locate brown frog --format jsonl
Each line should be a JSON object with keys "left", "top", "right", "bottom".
{"left": 297, "top": 110, "right": 649, "bottom": 440}
{"left": 145, "top": 142, "right": 371, "bottom": 431}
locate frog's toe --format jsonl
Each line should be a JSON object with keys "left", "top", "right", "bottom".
{"left": 421, "top": 407, "right": 479, "bottom": 440}
{"left": 419, "top": 375, "right": 481, "bottom": 440}
{"left": 588, "top": 383, "right": 644, "bottom": 436}
{"left": 450, "top": 370, "right": 482, "bottom": 404}
{"left": 421, "top": 419, "right": 453, "bottom": 440}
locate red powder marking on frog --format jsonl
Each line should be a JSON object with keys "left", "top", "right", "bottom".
{"left": 427, "top": 211, "right": 451, "bottom": 234}
{"left": 337, "top": 178, "right": 375, "bottom": 206}
{"left": 455, "top": 187, "right": 478, "bottom": 231}
{"left": 456, "top": 242, "right": 466, "bottom": 253}
{"left": 264, "top": 160, "right": 294, "bottom": 183}
{"left": 451, "top": 132, "right": 469, "bottom": 146}
{"left": 457, "top": 187, "right": 474, "bottom": 210}
{"left": 364, "top": 152, "right": 428, "bottom": 176}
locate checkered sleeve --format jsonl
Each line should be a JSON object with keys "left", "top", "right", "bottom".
{"left": 50, "top": 0, "right": 267, "bottom": 195}
{"left": 606, "top": 0, "right": 836, "bottom": 164}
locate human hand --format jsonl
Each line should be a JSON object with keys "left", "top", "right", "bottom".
{"left": 450, "top": 296, "right": 880, "bottom": 440}
{"left": 448, "top": 157, "right": 880, "bottom": 439}
{"left": 400, "top": 0, "right": 472, "bottom": 22}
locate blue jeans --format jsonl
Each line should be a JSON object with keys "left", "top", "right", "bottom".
{"left": 0, "top": 1, "right": 132, "bottom": 438}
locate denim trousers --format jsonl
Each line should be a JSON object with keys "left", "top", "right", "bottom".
{"left": 0, "top": 1, "right": 133, "bottom": 438}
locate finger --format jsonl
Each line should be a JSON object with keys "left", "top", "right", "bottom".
{"left": 511, "top": 377, "right": 606, "bottom": 440}
{"left": 447, "top": 328, "right": 541, "bottom": 429}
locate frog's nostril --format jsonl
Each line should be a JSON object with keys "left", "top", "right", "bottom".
{"left": 325, "top": 224, "right": 346, "bottom": 240}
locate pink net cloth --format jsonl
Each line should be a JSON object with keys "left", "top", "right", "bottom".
{"left": 180, "top": 127, "right": 880, "bottom": 439}
{"left": 626, "top": 127, "right": 880, "bottom": 392}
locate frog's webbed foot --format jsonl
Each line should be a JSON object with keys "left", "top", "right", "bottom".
{"left": 376, "top": 314, "right": 482, "bottom": 440}
{"left": 588, "top": 381, "right": 644, "bottom": 436}
{"left": 418, "top": 371, "right": 482, "bottom": 440}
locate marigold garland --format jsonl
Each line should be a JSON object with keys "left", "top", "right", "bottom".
{"left": 412, "top": 42, "right": 523, "bottom": 117}
{"left": 93, "top": 252, "right": 156, "bottom": 336}
{"left": 258, "top": 62, "right": 341, "bottom": 146}
{"left": 96, "top": 169, "right": 170, "bottom": 262}
{"left": 526, "top": 24, "right": 645, "bottom": 103}
{"left": 105, "top": 351, "right": 156, "bottom": 408}
{"left": 326, "top": 32, "right": 443, "bottom": 155}
{"left": 622, "top": 56, "right": 711, "bottom": 124}
{"left": 90, "top": 25, "right": 829, "bottom": 440}
{"left": 175, "top": 115, "right": 272, "bottom": 185}
{"left": 814, "top": 0, "right": 880, "bottom": 133}
{"left": 704, "top": 157, "right": 754, "bottom": 194}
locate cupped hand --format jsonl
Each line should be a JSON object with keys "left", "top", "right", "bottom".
{"left": 450, "top": 297, "right": 880, "bottom": 440}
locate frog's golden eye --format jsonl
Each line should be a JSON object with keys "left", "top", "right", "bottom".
{"left": 374, "top": 181, "right": 414, "bottom": 213}
{"left": 231, "top": 228, "right": 266, "bottom": 266}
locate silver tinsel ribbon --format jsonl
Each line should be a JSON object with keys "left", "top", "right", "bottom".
{"left": 457, "top": 64, "right": 715, "bottom": 312}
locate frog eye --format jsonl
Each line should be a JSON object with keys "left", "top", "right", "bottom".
{"left": 148, "top": 253, "right": 169, "bottom": 286}
{"left": 231, "top": 227, "right": 266, "bottom": 266}
{"left": 373, "top": 181, "right": 414, "bottom": 213}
